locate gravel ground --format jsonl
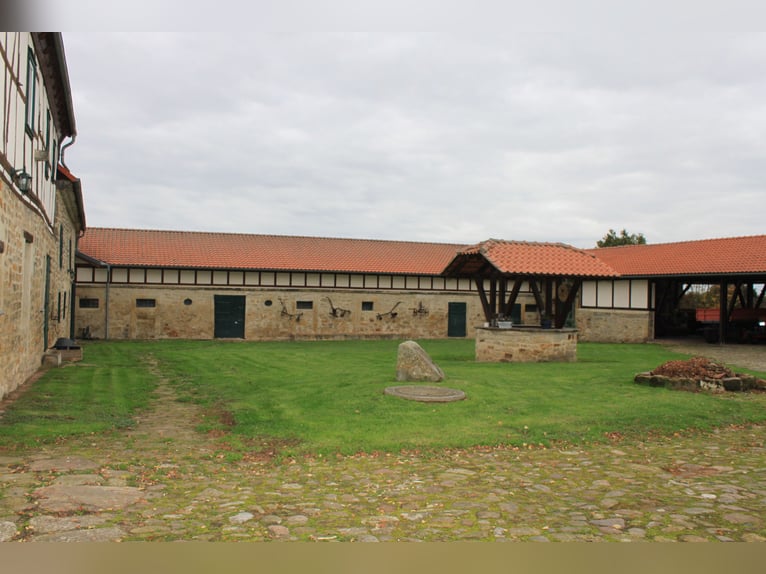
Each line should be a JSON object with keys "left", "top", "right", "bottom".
{"left": 1, "top": 339, "right": 766, "bottom": 543}
{"left": 653, "top": 338, "right": 766, "bottom": 373}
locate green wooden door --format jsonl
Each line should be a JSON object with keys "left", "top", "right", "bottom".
{"left": 447, "top": 302, "right": 467, "bottom": 337}
{"left": 510, "top": 303, "right": 522, "bottom": 324}
{"left": 214, "top": 295, "right": 246, "bottom": 338}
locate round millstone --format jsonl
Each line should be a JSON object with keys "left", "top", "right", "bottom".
{"left": 384, "top": 385, "right": 466, "bottom": 403}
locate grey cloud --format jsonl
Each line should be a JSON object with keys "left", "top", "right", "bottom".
{"left": 64, "top": 30, "right": 766, "bottom": 247}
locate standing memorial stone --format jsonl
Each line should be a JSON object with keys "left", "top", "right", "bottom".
{"left": 396, "top": 340, "right": 445, "bottom": 382}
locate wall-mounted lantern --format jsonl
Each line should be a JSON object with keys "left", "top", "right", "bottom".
{"left": 13, "top": 169, "right": 32, "bottom": 194}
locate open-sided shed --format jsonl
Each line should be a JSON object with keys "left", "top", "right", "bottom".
{"left": 587, "top": 235, "right": 766, "bottom": 342}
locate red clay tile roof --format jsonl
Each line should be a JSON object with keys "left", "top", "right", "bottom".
{"left": 585, "top": 235, "right": 766, "bottom": 277}
{"left": 78, "top": 228, "right": 465, "bottom": 275}
{"left": 442, "top": 239, "right": 620, "bottom": 278}
{"left": 79, "top": 229, "right": 766, "bottom": 279}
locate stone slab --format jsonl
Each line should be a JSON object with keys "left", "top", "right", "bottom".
{"left": 29, "top": 456, "right": 100, "bottom": 472}
{"left": 30, "top": 526, "right": 126, "bottom": 542}
{"left": 0, "top": 521, "right": 18, "bottom": 542}
{"left": 33, "top": 485, "right": 145, "bottom": 513}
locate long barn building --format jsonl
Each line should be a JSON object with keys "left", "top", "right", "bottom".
{"left": 73, "top": 228, "right": 766, "bottom": 345}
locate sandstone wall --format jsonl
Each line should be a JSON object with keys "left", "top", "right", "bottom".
{"left": 1, "top": 184, "right": 55, "bottom": 397}
{"left": 74, "top": 284, "right": 486, "bottom": 341}
{"left": 576, "top": 308, "right": 653, "bottom": 343}
{"left": 475, "top": 327, "right": 578, "bottom": 362}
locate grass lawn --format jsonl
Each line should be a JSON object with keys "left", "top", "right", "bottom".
{"left": 0, "top": 343, "right": 155, "bottom": 448}
{"left": 3, "top": 339, "right": 764, "bottom": 456}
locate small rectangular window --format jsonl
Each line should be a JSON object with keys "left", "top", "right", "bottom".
{"left": 136, "top": 298, "right": 156, "bottom": 308}
{"left": 25, "top": 48, "right": 37, "bottom": 135}
{"left": 296, "top": 300, "right": 313, "bottom": 310}
{"left": 45, "top": 111, "right": 51, "bottom": 180}
{"left": 362, "top": 301, "right": 374, "bottom": 311}
{"left": 79, "top": 298, "right": 99, "bottom": 309}
{"left": 525, "top": 304, "right": 538, "bottom": 313}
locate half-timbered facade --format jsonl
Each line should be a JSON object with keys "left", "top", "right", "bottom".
{"left": 583, "top": 236, "right": 766, "bottom": 343}
{"left": 74, "top": 229, "right": 766, "bottom": 345}
{"left": 1, "top": 33, "right": 85, "bottom": 399}
{"left": 74, "top": 228, "right": 489, "bottom": 341}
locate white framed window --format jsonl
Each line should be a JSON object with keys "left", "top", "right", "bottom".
{"left": 25, "top": 48, "right": 37, "bottom": 135}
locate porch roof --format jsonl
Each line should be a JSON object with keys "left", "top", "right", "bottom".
{"left": 441, "top": 239, "right": 620, "bottom": 279}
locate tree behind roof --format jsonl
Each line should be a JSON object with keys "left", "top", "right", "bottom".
{"left": 596, "top": 228, "right": 647, "bottom": 248}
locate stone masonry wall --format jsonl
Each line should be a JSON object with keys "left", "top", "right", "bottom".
{"left": 74, "top": 284, "right": 485, "bottom": 341}
{"left": 576, "top": 308, "right": 653, "bottom": 343}
{"left": 1, "top": 182, "right": 54, "bottom": 399}
{"left": 475, "top": 327, "right": 578, "bottom": 362}
{"left": 48, "top": 181, "right": 80, "bottom": 344}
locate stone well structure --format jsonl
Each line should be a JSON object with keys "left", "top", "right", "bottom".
{"left": 475, "top": 326, "right": 578, "bottom": 363}
{"left": 441, "top": 240, "right": 616, "bottom": 364}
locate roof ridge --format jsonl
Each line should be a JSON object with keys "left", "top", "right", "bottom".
{"left": 500, "top": 238, "right": 589, "bottom": 246}
{"left": 85, "top": 227, "right": 468, "bottom": 248}
{"left": 588, "top": 233, "right": 766, "bottom": 251}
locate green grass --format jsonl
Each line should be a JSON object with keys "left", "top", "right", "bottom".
{"left": 150, "top": 338, "right": 766, "bottom": 455}
{"left": 2, "top": 339, "right": 766, "bottom": 455}
{"left": 0, "top": 343, "right": 155, "bottom": 448}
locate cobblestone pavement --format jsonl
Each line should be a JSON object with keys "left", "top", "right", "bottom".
{"left": 1, "top": 340, "right": 766, "bottom": 542}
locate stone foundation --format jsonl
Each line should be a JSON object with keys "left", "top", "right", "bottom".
{"left": 73, "top": 285, "right": 485, "bottom": 341}
{"left": 576, "top": 308, "right": 653, "bottom": 343}
{"left": 475, "top": 326, "right": 577, "bottom": 362}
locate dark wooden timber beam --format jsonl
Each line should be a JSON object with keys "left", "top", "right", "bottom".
{"left": 555, "top": 278, "right": 582, "bottom": 328}
{"left": 677, "top": 283, "right": 692, "bottom": 303}
{"left": 544, "top": 278, "right": 553, "bottom": 320}
{"left": 757, "top": 284, "right": 766, "bottom": 309}
{"left": 734, "top": 282, "right": 747, "bottom": 309}
{"left": 498, "top": 279, "right": 507, "bottom": 317}
{"left": 503, "top": 278, "right": 524, "bottom": 316}
{"left": 728, "top": 282, "right": 742, "bottom": 316}
{"left": 529, "top": 279, "right": 546, "bottom": 319}
{"left": 474, "top": 276, "right": 492, "bottom": 321}
{"left": 489, "top": 278, "right": 497, "bottom": 319}
{"left": 720, "top": 279, "right": 728, "bottom": 344}
{"left": 554, "top": 278, "right": 565, "bottom": 328}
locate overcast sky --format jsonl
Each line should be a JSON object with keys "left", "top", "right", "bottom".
{"left": 48, "top": 2, "right": 766, "bottom": 248}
